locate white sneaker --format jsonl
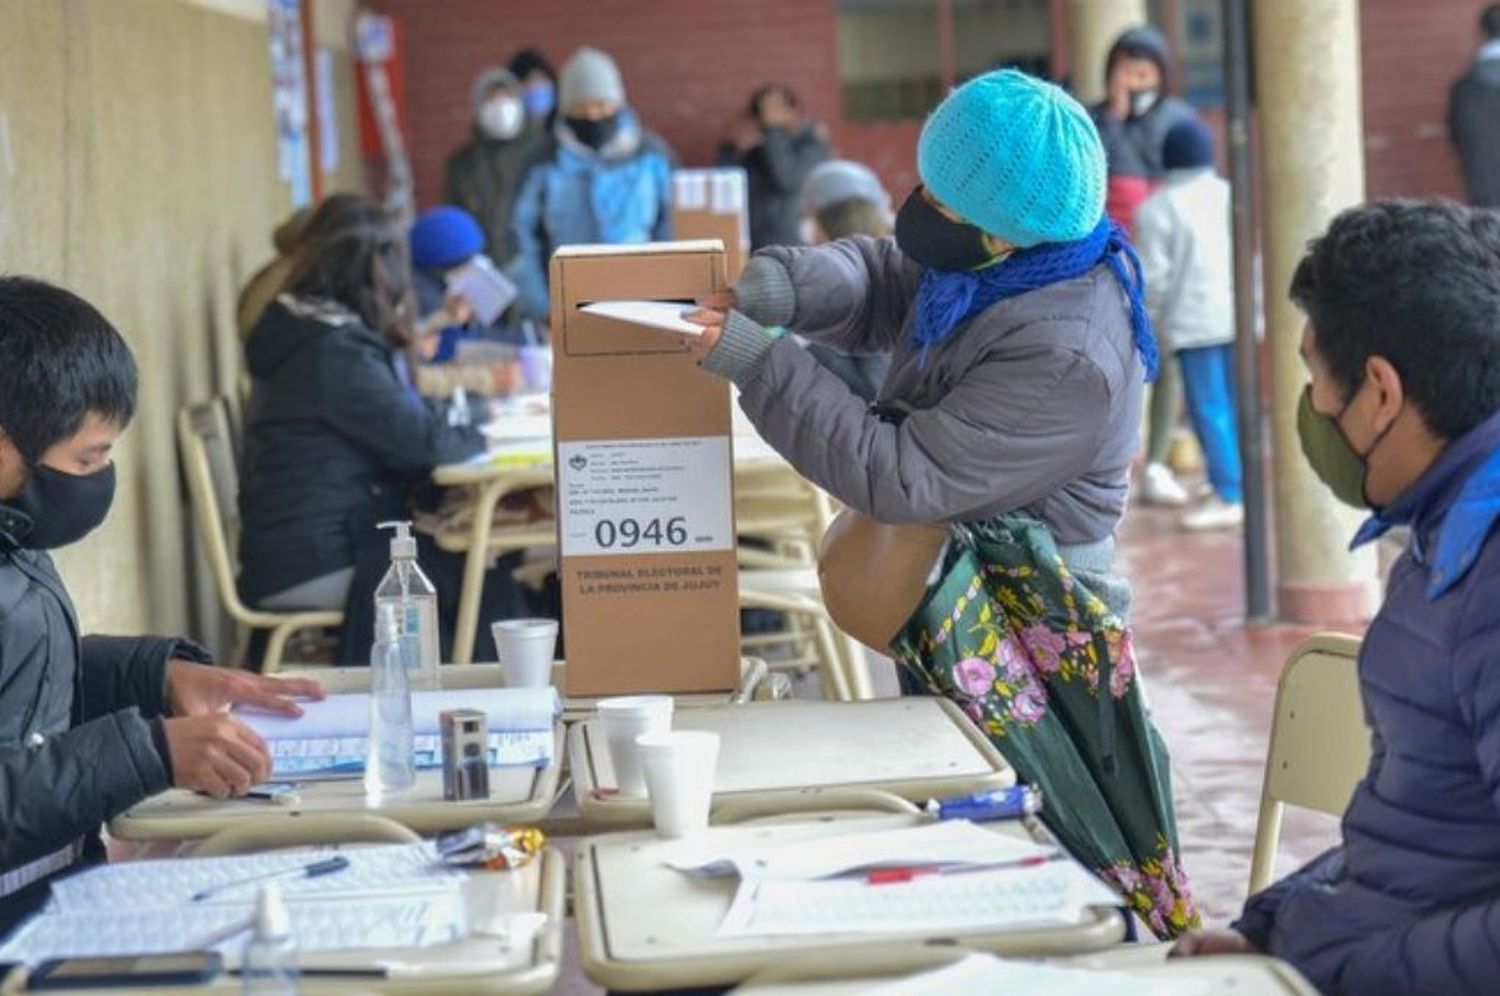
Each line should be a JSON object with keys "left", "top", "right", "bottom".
{"left": 1140, "top": 462, "right": 1190, "bottom": 506}
{"left": 1182, "top": 497, "right": 1245, "bottom": 531}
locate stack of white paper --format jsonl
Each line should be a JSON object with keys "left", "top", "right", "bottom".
{"left": 236, "top": 687, "right": 559, "bottom": 778}
{"left": 666, "top": 821, "right": 1121, "bottom": 940}
{"left": 0, "top": 843, "right": 466, "bottom": 966}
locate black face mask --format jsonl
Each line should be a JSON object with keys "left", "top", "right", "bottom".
{"left": 894, "top": 186, "right": 997, "bottom": 272}
{"left": 565, "top": 113, "right": 621, "bottom": 150}
{"left": 6, "top": 462, "right": 116, "bottom": 550}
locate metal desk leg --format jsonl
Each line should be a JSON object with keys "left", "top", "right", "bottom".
{"left": 452, "top": 479, "right": 507, "bottom": 665}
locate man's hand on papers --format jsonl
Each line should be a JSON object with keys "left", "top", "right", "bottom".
{"left": 166, "top": 659, "right": 325, "bottom": 719}
{"left": 1169, "top": 929, "right": 1260, "bottom": 959}
{"left": 161, "top": 713, "right": 272, "bottom": 798}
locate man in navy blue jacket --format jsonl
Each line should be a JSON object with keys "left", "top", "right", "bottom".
{"left": 1174, "top": 200, "right": 1500, "bottom": 993}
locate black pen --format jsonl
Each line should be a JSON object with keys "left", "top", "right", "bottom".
{"left": 191, "top": 855, "right": 350, "bottom": 903}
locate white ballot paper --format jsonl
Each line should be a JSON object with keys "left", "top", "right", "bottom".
{"left": 447, "top": 254, "right": 517, "bottom": 326}
{"left": 580, "top": 299, "right": 704, "bottom": 336}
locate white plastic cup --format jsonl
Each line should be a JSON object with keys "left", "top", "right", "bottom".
{"left": 518, "top": 345, "right": 552, "bottom": 393}
{"left": 492, "top": 619, "right": 558, "bottom": 688}
{"left": 596, "top": 695, "right": 674, "bottom": 795}
{"left": 636, "top": 730, "right": 721, "bottom": 839}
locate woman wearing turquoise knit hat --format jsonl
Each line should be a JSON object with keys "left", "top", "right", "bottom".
{"left": 685, "top": 68, "right": 1198, "bottom": 938}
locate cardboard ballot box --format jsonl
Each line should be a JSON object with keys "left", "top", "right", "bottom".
{"left": 672, "top": 168, "right": 749, "bottom": 280}
{"left": 550, "top": 240, "right": 741, "bottom": 697}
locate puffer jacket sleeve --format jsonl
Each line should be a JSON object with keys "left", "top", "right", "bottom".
{"left": 79, "top": 635, "right": 211, "bottom": 722}
{"left": 738, "top": 236, "right": 922, "bottom": 355}
{"left": 0, "top": 710, "right": 168, "bottom": 869}
{"left": 510, "top": 160, "right": 553, "bottom": 320}
{"left": 318, "top": 337, "right": 484, "bottom": 474}
{"left": 734, "top": 326, "right": 1113, "bottom": 524}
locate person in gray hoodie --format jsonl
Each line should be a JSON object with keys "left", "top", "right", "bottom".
{"left": 443, "top": 67, "right": 545, "bottom": 264}
{"left": 685, "top": 69, "right": 1155, "bottom": 620}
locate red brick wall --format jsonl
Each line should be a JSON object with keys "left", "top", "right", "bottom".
{"left": 1359, "top": 0, "right": 1477, "bottom": 200}
{"left": 365, "top": 0, "right": 923, "bottom": 210}
{"left": 369, "top": 0, "right": 1483, "bottom": 214}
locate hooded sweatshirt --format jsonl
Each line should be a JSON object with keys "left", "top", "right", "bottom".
{"left": 509, "top": 110, "right": 675, "bottom": 320}
{"left": 443, "top": 68, "right": 546, "bottom": 263}
{"left": 1088, "top": 27, "right": 1199, "bottom": 231}
{"left": 238, "top": 297, "right": 482, "bottom": 604}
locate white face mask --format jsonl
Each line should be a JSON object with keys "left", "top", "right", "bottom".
{"left": 478, "top": 96, "right": 524, "bottom": 140}
{"left": 1130, "top": 89, "right": 1160, "bottom": 118}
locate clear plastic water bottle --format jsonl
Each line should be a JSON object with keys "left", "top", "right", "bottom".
{"left": 365, "top": 602, "right": 415, "bottom": 801}
{"left": 241, "top": 884, "right": 298, "bottom": 994}
{"left": 447, "top": 385, "right": 472, "bottom": 427}
{"left": 373, "top": 521, "right": 441, "bottom": 690}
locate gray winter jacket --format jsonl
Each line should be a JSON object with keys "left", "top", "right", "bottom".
{"left": 704, "top": 237, "right": 1145, "bottom": 547}
{"left": 0, "top": 531, "right": 205, "bottom": 896}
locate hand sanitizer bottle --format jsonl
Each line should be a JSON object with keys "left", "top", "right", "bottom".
{"left": 242, "top": 884, "right": 298, "bottom": 994}
{"left": 366, "top": 602, "right": 415, "bottom": 801}
{"left": 374, "top": 520, "right": 441, "bottom": 690}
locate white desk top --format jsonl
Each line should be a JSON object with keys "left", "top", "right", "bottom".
{"left": 569, "top": 697, "right": 1013, "bottom": 828}
{"left": 574, "top": 812, "right": 1125, "bottom": 992}
{"left": 0, "top": 848, "right": 566, "bottom": 995}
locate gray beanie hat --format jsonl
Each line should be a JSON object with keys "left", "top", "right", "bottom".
{"left": 800, "top": 160, "right": 892, "bottom": 216}
{"left": 469, "top": 67, "right": 520, "bottom": 115}
{"left": 558, "top": 47, "right": 625, "bottom": 110}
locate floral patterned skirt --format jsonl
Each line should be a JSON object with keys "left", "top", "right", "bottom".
{"left": 890, "top": 516, "right": 1201, "bottom": 939}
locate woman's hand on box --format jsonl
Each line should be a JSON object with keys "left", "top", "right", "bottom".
{"left": 681, "top": 306, "right": 725, "bottom": 358}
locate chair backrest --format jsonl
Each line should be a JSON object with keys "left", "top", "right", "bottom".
{"left": 177, "top": 400, "right": 246, "bottom": 617}
{"left": 1249, "top": 633, "right": 1369, "bottom": 892}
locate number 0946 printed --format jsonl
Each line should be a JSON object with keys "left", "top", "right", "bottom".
{"left": 557, "top": 437, "right": 735, "bottom": 558}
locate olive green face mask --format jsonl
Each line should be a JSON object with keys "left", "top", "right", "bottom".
{"left": 1296, "top": 386, "right": 1370, "bottom": 509}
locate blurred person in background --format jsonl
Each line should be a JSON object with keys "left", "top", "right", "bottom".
{"left": 1090, "top": 26, "right": 1199, "bottom": 507}
{"left": 508, "top": 46, "right": 558, "bottom": 132}
{"left": 1136, "top": 117, "right": 1242, "bottom": 531}
{"left": 1449, "top": 4, "right": 1500, "bottom": 208}
{"left": 443, "top": 67, "right": 544, "bottom": 265}
{"left": 239, "top": 194, "right": 524, "bottom": 665}
{"left": 719, "top": 83, "right": 830, "bottom": 249}
{"left": 510, "top": 47, "right": 675, "bottom": 322}
{"left": 405, "top": 206, "right": 523, "bottom": 402}
{"left": 796, "top": 159, "right": 895, "bottom": 399}
{"left": 236, "top": 207, "right": 311, "bottom": 338}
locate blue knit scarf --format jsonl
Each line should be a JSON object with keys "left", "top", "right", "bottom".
{"left": 910, "top": 216, "right": 1159, "bottom": 382}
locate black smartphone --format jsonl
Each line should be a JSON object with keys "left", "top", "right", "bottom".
{"left": 28, "top": 952, "right": 222, "bottom": 989}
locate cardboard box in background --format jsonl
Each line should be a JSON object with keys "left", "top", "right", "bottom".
{"left": 672, "top": 168, "right": 749, "bottom": 281}
{"left": 550, "top": 241, "right": 742, "bottom": 696}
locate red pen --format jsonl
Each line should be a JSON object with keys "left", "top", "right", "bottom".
{"left": 865, "top": 853, "right": 1054, "bottom": 886}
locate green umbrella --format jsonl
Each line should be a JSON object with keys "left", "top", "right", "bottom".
{"left": 891, "top": 516, "right": 1201, "bottom": 940}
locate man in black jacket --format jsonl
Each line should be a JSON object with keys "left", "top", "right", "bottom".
{"left": 0, "top": 276, "right": 322, "bottom": 927}
{"left": 1449, "top": 4, "right": 1500, "bottom": 208}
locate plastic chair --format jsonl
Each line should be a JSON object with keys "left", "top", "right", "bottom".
{"left": 1247, "top": 633, "right": 1370, "bottom": 894}
{"left": 177, "top": 400, "right": 343, "bottom": 671}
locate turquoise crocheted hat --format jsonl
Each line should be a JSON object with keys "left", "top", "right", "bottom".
{"left": 916, "top": 69, "right": 1106, "bottom": 248}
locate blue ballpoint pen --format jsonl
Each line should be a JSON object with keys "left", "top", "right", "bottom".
{"left": 191, "top": 855, "right": 350, "bottom": 903}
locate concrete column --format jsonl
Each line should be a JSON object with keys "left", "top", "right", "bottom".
{"left": 1067, "top": 0, "right": 1147, "bottom": 104}
{"left": 1253, "top": 0, "right": 1377, "bottom": 624}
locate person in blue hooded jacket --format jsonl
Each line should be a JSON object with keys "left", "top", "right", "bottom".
{"left": 509, "top": 46, "right": 675, "bottom": 322}
{"left": 1173, "top": 200, "right": 1500, "bottom": 994}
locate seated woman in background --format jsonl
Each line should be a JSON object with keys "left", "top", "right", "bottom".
{"left": 238, "top": 193, "right": 525, "bottom": 664}
{"left": 404, "top": 205, "right": 523, "bottom": 404}
{"left": 796, "top": 159, "right": 896, "bottom": 399}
